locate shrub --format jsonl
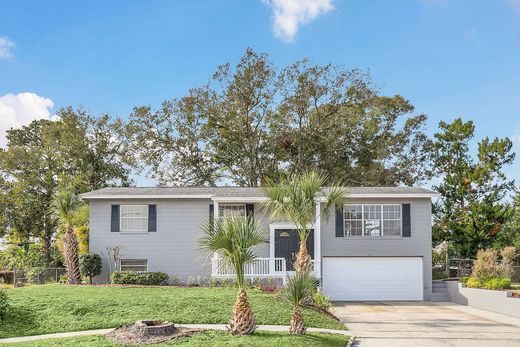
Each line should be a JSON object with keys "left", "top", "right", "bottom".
{"left": 432, "top": 269, "right": 448, "bottom": 280}
{"left": 459, "top": 276, "right": 470, "bottom": 284}
{"left": 0, "top": 271, "right": 13, "bottom": 285}
{"left": 500, "top": 246, "right": 517, "bottom": 279}
{"left": 483, "top": 278, "right": 511, "bottom": 290}
{"left": 0, "top": 290, "right": 9, "bottom": 321}
{"left": 466, "top": 277, "right": 482, "bottom": 288}
{"left": 111, "top": 271, "right": 169, "bottom": 285}
{"left": 472, "top": 249, "right": 501, "bottom": 281}
{"left": 79, "top": 253, "right": 102, "bottom": 284}
{"left": 311, "top": 290, "right": 332, "bottom": 310}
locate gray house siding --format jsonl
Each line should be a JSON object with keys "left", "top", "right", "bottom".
{"left": 320, "top": 198, "right": 433, "bottom": 301}
{"left": 89, "top": 200, "right": 273, "bottom": 283}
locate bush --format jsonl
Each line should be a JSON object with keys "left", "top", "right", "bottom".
{"left": 111, "top": 271, "right": 169, "bottom": 285}
{"left": 0, "top": 290, "right": 9, "bottom": 321}
{"left": 79, "top": 253, "right": 102, "bottom": 284}
{"left": 432, "top": 269, "right": 448, "bottom": 280}
{"left": 459, "top": 276, "right": 470, "bottom": 284}
{"left": 0, "top": 271, "right": 13, "bottom": 285}
{"left": 483, "top": 278, "right": 511, "bottom": 290}
{"left": 466, "top": 277, "right": 482, "bottom": 288}
{"left": 472, "top": 249, "right": 501, "bottom": 281}
{"left": 311, "top": 290, "right": 332, "bottom": 310}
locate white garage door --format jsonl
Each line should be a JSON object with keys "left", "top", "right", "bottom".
{"left": 322, "top": 257, "right": 423, "bottom": 301}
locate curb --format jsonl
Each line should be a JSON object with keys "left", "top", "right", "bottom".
{"left": 0, "top": 324, "right": 351, "bottom": 344}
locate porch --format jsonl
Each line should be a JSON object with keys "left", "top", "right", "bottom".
{"left": 210, "top": 257, "right": 320, "bottom": 284}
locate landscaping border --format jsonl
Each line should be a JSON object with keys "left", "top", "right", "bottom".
{"left": 445, "top": 281, "right": 520, "bottom": 318}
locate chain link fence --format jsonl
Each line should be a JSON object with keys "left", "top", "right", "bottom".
{"left": 13, "top": 268, "right": 66, "bottom": 287}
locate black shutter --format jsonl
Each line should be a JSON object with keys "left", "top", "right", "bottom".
{"left": 148, "top": 205, "right": 157, "bottom": 232}
{"left": 111, "top": 205, "right": 120, "bottom": 232}
{"left": 209, "top": 204, "right": 214, "bottom": 230}
{"left": 246, "top": 204, "right": 254, "bottom": 222}
{"left": 335, "top": 204, "right": 344, "bottom": 237}
{"left": 402, "top": 203, "right": 411, "bottom": 237}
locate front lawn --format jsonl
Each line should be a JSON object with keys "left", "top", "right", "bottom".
{"left": 1, "top": 284, "right": 345, "bottom": 338}
{"left": 2, "top": 331, "right": 349, "bottom": 347}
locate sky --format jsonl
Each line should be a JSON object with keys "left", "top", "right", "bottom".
{"left": 1, "top": 0, "right": 520, "bottom": 186}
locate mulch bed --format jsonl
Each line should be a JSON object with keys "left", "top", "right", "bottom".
{"left": 106, "top": 320, "right": 201, "bottom": 345}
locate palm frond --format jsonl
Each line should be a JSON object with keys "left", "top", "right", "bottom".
{"left": 199, "top": 216, "right": 266, "bottom": 287}
{"left": 284, "top": 270, "right": 317, "bottom": 307}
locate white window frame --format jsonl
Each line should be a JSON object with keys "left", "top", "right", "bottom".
{"left": 120, "top": 205, "right": 149, "bottom": 233}
{"left": 218, "top": 204, "right": 247, "bottom": 219}
{"left": 120, "top": 259, "right": 148, "bottom": 272}
{"left": 343, "top": 204, "right": 402, "bottom": 237}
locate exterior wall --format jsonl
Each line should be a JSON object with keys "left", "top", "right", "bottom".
{"left": 89, "top": 195, "right": 433, "bottom": 300}
{"left": 320, "top": 198, "right": 433, "bottom": 301}
{"left": 89, "top": 199, "right": 273, "bottom": 283}
{"left": 446, "top": 281, "right": 520, "bottom": 318}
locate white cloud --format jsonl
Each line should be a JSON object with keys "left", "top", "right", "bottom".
{"left": 263, "top": 0, "right": 334, "bottom": 42}
{"left": 508, "top": 0, "right": 520, "bottom": 15}
{"left": 0, "top": 92, "right": 54, "bottom": 147}
{"left": 0, "top": 36, "right": 14, "bottom": 59}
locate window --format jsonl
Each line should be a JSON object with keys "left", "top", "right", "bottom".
{"left": 120, "top": 259, "right": 148, "bottom": 272}
{"left": 219, "top": 204, "right": 246, "bottom": 219}
{"left": 120, "top": 205, "right": 148, "bottom": 232}
{"left": 344, "top": 204, "right": 402, "bottom": 237}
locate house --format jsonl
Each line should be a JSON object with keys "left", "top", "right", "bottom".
{"left": 81, "top": 186, "right": 439, "bottom": 301}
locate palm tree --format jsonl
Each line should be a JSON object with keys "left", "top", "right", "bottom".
{"left": 262, "top": 171, "right": 344, "bottom": 272}
{"left": 199, "top": 217, "right": 265, "bottom": 335}
{"left": 53, "top": 188, "right": 83, "bottom": 284}
{"left": 284, "top": 270, "right": 316, "bottom": 334}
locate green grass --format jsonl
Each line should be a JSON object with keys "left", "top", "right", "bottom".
{"left": 2, "top": 331, "right": 349, "bottom": 347}
{"left": 1, "top": 284, "right": 345, "bottom": 338}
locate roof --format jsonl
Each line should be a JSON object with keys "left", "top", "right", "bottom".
{"left": 80, "top": 186, "right": 439, "bottom": 200}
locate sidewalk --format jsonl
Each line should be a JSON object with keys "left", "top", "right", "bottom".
{"left": 0, "top": 324, "right": 351, "bottom": 344}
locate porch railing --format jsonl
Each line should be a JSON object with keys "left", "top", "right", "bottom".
{"left": 211, "top": 257, "right": 286, "bottom": 278}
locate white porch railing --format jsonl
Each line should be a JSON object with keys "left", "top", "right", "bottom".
{"left": 211, "top": 257, "right": 286, "bottom": 279}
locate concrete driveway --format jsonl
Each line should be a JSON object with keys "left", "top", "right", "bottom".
{"left": 332, "top": 301, "right": 520, "bottom": 347}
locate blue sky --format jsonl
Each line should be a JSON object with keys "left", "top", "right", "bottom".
{"left": 1, "top": 0, "right": 520, "bottom": 185}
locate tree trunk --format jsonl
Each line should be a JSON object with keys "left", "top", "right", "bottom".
{"left": 63, "top": 225, "right": 81, "bottom": 284}
{"left": 289, "top": 306, "right": 306, "bottom": 334}
{"left": 294, "top": 241, "right": 312, "bottom": 272}
{"left": 228, "top": 287, "right": 257, "bottom": 335}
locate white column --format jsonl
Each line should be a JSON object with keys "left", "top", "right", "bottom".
{"left": 212, "top": 201, "right": 220, "bottom": 260}
{"left": 314, "top": 201, "right": 321, "bottom": 280}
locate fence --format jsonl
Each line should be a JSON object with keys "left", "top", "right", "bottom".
{"left": 13, "top": 267, "right": 67, "bottom": 287}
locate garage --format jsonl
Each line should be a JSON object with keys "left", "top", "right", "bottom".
{"left": 322, "top": 257, "right": 423, "bottom": 301}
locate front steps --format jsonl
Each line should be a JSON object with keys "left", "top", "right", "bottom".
{"left": 431, "top": 281, "right": 451, "bottom": 302}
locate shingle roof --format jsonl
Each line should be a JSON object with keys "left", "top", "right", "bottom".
{"left": 80, "top": 186, "right": 438, "bottom": 199}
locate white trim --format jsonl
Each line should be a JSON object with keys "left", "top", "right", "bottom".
{"left": 83, "top": 192, "right": 438, "bottom": 200}
{"left": 83, "top": 194, "right": 213, "bottom": 200}
{"left": 314, "top": 202, "right": 321, "bottom": 280}
{"left": 211, "top": 196, "right": 267, "bottom": 202}
{"left": 120, "top": 204, "right": 149, "bottom": 233}
{"left": 344, "top": 203, "right": 403, "bottom": 237}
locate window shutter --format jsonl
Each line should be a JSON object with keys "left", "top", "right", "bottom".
{"left": 111, "top": 205, "right": 120, "bottom": 232}
{"left": 335, "top": 204, "right": 344, "bottom": 237}
{"left": 246, "top": 204, "right": 254, "bottom": 222}
{"left": 209, "top": 204, "right": 214, "bottom": 230}
{"left": 148, "top": 205, "right": 157, "bottom": 232}
{"left": 402, "top": 204, "right": 411, "bottom": 237}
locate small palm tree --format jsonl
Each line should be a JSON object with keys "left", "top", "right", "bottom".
{"left": 284, "top": 271, "right": 316, "bottom": 334}
{"left": 262, "top": 171, "right": 344, "bottom": 272}
{"left": 199, "top": 217, "right": 265, "bottom": 335}
{"left": 53, "top": 188, "right": 83, "bottom": 284}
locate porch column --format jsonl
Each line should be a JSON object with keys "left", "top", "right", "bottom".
{"left": 212, "top": 201, "right": 220, "bottom": 260}
{"left": 314, "top": 201, "right": 321, "bottom": 281}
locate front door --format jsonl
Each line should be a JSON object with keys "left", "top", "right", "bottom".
{"left": 274, "top": 229, "right": 314, "bottom": 271}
